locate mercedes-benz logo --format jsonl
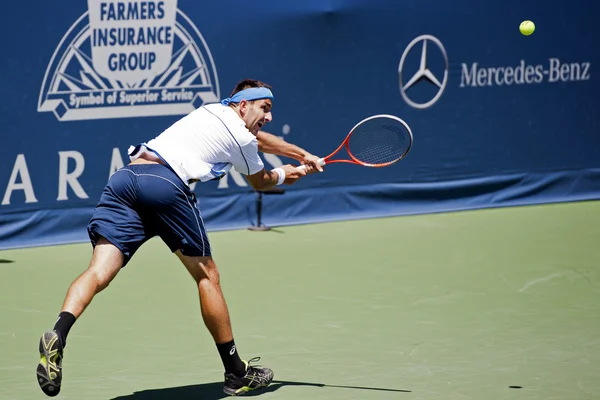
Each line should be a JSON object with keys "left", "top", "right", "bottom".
{"left": 398, "top": 35, "right": 449, "bottom": 109}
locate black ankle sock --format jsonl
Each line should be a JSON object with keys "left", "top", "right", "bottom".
{"left": 53, "top": 312, "right": 76, "bottom": 346}
{"left": 216, "top": 339, "right": 246, "bottom": 377}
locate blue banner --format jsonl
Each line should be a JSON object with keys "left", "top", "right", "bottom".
{"left": 1, "top": 0, "right": 599, "bottom": 249}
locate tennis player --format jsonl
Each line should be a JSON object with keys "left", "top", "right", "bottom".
{"left": 36, "top": 78, "right": 323, "bottom": 397}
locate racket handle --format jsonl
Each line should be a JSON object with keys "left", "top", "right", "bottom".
{"left": 296, "top": 158, "right": 325, "bottom": 172}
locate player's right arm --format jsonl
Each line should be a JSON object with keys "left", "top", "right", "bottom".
{"left": 231, "top": 130, "right": 308, "bottom": 191}
{"left": 245, "top": 165, "right": 307, "bottom": 191}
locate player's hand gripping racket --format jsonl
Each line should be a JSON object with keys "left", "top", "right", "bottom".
{"left": 297, "top": 114, "right": 413, "bottom": 172}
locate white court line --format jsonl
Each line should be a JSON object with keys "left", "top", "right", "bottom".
{"left": 518, "top": 273, "right": 564, "bottom": 293}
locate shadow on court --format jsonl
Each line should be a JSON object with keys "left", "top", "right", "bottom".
{"left": 111, "top": 380, "right": 411, "bottom": 399}
{"left": 0, "top": 259, "right": 14, "bottom": 263}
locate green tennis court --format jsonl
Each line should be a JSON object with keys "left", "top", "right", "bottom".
{"left": 1, "top": 200, "right": 599, "bottom": 400}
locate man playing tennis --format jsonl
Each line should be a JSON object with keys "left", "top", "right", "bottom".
{"left": 36, "top": 78, "right": 323, "bottom": 397}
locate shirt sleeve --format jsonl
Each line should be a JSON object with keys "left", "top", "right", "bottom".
{"left": 232, "top": 136, "right": 265, "bottom": 175}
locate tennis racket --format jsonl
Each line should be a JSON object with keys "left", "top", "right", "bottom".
{"left": 297, "top": 114, "right": 413, "bottom": 171}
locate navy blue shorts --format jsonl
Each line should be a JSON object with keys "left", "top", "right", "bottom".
{"left": 87, "top": 163, "right": 211, "bottom": 266}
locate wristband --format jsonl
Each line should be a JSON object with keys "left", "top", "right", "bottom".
{"left": 272, "top": 167, "right": 286, "bottom": 186}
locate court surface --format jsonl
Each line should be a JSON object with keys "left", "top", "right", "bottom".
{"left": 1, "top": 200, "right": 599, "bottom": 400}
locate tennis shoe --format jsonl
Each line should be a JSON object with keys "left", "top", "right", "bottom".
{"left": 36, "top": 330, "right": 64, "bottom": 397}
{"left": 223, "top": 357, "right": 274, "bottom": 396}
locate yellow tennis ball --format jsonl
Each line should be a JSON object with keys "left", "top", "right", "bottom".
{"left": 520, "top": 20, "right": 535, "bottom": 36}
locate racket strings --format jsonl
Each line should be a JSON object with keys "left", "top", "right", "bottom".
{"left": 347, "top": 121, "right": 411, "bottom": 165}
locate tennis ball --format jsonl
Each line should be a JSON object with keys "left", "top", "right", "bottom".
{"left": 519, "top": 20, "right": 535, "bottom": 36}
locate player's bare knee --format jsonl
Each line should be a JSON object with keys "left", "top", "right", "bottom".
{"left": 178, "top": 254, "right": 220, "bottom": 285}
{"left": 85, "top": 258, "right": 121, "bottom": 291}
{"left": 194, "top": 260, "right": 220, "bottom": 286}
{"left": 86, "top": 267, "right": 115, "bottom": 291}
{"left": 203, "top": 261, "right": 221, "bottom": 285}
{"left": 84, "top": 237, "right": 123, "bottom": 291}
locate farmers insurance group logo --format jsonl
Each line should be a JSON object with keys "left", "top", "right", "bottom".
{"left": 398, "top": 34, "right": 591, "bottom": 109}
{"left": 38, "top": 0, "right": 220, "bottom": 121}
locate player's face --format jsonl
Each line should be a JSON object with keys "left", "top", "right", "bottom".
{"left": 242, "top": 99, "right": 273, "bottom": 135}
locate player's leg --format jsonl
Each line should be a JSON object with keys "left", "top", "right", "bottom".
{"left": 36, "top": 238, "right": 123, "bottom": 396}
{"left": 36, "top": 167, "right": 150, "bottom": 397}
{"left": 176, "top": 255, "right": 240, "bottom": 359}
{"left": 58, "top": 237, "right": 124, "bottom": 321}
{"left": 176, "top": 254, "right": 234, "bottom": 342}
{"left": 137, "top": 164, "right": 273, "bottom": 396}
{"left": 176, "top": 253, "right": 273, "bottom": 396}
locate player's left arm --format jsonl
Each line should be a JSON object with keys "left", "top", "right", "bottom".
{"left": 256, "top": 130, "right": 323, "bottom": 172}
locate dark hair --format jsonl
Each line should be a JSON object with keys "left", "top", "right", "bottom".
{"left": 229, "top": 78, "right": 272, "bottom": 97}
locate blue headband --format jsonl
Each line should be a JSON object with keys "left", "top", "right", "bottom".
{"left": 220, "top": 87, "right": 274, "bottom": 106}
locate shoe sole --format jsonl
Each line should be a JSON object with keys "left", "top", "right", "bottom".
{"left": 223, "top": 382, "right": 270, "bottom": 396}
{"left": 36, "top": 332, "right": 62, "bottom": 397}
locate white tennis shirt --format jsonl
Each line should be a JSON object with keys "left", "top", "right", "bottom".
{"left": 128, "top": 103, "right": 265, "bottom": 185}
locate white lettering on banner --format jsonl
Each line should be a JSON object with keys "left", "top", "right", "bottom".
{"left": 57, "top": 151, "right": 89, "bottom": 201}
{"left": 160, "top": 88, "right": 194, "bottom": 102}
{"left": 38, "top": 1, "right": 220, "bottom": 121}
{"left": 547, "top": 58, "right": 591, "bottom": 83}
{"left": 460, "top": 59, "right": 591, "bottom": 88}
{"left": 99, "top": 1, "right": 166, "bottom": 22}
{"left": 398, "top": 35, "right": 593, "bottom": 109}
{"left": 64, "top": 88, "right": 197, "bottom": 109}
{"left": 109, "top": 147, "right": 125, "bottom": 177}
{"left": 1, "top": 154, "right": 38, "bottom": 205}
{"left": 70, "top": 92, "right": 106, "bottom": 108}
{"left": 1, "top": 149, "right": 284, "bottom": 206}
{"left": 118, "top": 90, "right": 159, "bottom": 106}
{"left": 88, "top": 0, "right": 175, "bottom": 85}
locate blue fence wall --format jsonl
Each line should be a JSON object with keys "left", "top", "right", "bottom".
{"left": 1, "top": 0, "right": 599, "bottom": 249}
